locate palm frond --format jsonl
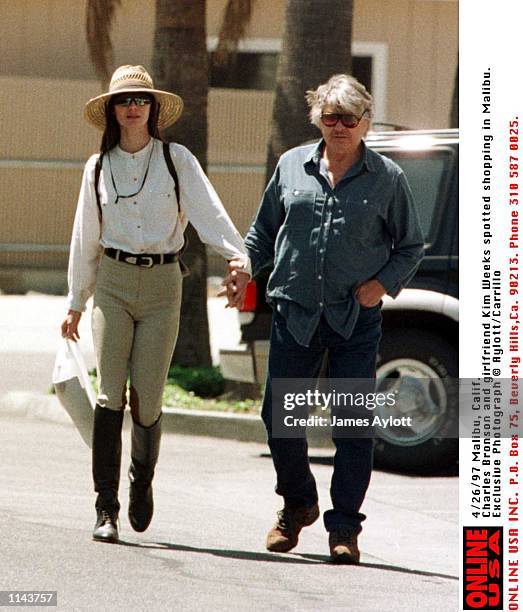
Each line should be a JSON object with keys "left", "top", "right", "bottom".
{"left": 86, "top": 0, "right": 122, "bottom": 86}
{"left": 213, "top": 0, "right": 255, "bottom": 68}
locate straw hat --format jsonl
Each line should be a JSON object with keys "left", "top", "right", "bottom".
{"left": 84, "top": 65, "right": 184, "bottom": 130}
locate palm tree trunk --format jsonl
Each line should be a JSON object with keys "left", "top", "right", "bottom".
{"left": 153, "top": 0, "right": 212, "bottom": 368}
{"left": 266, "top": 0, "right": 353, "bottom": 182}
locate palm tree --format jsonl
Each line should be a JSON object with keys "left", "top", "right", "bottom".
{"left": 265, "top": 0, "right": 354, "bottom": 182}
{"left": 86, "top": 0, "right": 253, "bottom": 367}
{"left": 152, "top": 0, "right": 212, "bottom": 367}
{"left": 86, "top": 0, "right": 121, "bottom": 88}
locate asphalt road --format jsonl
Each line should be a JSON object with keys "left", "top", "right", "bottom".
{"left": 0, "top": 415, "right": 458, "bottom": 612}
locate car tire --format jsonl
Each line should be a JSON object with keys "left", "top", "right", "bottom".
{"left": 373, "top": 328, "right": 458, "bottom": 473}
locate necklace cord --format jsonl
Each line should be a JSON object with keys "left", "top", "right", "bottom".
{"left": 108, "top": 142, "right": 155, "bottom": 204}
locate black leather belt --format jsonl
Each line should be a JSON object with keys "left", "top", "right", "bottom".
{"left": 104, "top": 248, "right": 178, "bottom": 268}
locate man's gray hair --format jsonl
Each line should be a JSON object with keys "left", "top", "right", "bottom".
{"left": 306, "top": 74, "right": 374, "bottom": 127}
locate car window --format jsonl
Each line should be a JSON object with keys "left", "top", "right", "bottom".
{"left": 377, "top": 148, "right": 454, "bottom": 241}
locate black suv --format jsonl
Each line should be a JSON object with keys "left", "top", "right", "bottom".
{"left": 220, "top": 129, "right": 458, "bottom": 471}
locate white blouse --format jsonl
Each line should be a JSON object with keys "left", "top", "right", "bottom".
{"left": 66, "top": 138, "right": 250, "bottom": 312}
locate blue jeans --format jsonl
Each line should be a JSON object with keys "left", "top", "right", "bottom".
{"left": 261, "top": 306, "right": 382, "bottom": 533}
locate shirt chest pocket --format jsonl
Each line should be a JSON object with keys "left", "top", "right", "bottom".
{"left": 283, "top": 189, "right": 316, "bottom": 230}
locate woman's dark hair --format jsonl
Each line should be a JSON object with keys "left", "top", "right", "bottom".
{"left": 100, "top": 93, "right": 162, "bottom": 154}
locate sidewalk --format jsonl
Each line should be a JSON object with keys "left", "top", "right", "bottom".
{"left": 0, "top": 285, "right": 240, "bottom": 396}
{"left": 0, "top": 289, "right": 283, "bottom": 447}
{"left": 1, "top": 389, "right": 336, "bottom": 450}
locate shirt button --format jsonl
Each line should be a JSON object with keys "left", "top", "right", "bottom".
{"left": 137, "top": 225, "right": 141, "bottom": 228}
{"left": 363, "top": 199, "right": 368, "bottom": 204}
{"left": 134, "top": 177, "right": 137, "bottom": 182}
{"left": 133, "top": 201, "right": 137, "bottom": 205}
{"left": 318, "top": 275, "right": 322, "bottom": 280}
{"left": 319, "top": 248, "right": 324, "bottom": 253}
{"left": 319, "top": 302, "right": 323, "bottom": 308}
{"left": 324, "top": 222, "right": 328, "bottom": 228}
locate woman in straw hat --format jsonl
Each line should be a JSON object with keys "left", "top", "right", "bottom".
{"left": 61, "top": 65, "right": 250, "bottom": 543}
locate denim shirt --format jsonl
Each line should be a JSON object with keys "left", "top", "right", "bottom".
{"left": 244, "top": 140, "right": 425, "bottom": 346}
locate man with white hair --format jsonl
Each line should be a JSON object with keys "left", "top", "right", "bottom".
{"left": 243, "top": 74, "right": 424, "bottom": 563}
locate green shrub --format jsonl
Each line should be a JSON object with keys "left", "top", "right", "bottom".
{"left": 167, "top": 365, "right": 225, "bottom": 398}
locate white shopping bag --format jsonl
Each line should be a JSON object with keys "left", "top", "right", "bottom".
{"left": 52, "top": 339, "right": 96, "bottom": 448}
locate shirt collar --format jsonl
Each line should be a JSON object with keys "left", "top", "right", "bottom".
{"left": 305, "top": 139, "right": 377, "bottom": 174}
{"left": 114, "top": 137, "right": 154, "bottom": 160}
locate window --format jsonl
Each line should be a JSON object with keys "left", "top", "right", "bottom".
{"left": 210, "top": 52, "right": 373, "bottom": 94}
{"left": 381, "top": 149, "right": 454, "bottom": 240}
{"left": 207, "top": 39, "right": 388, "bottom": 120}
{"left": 209, "top": 52, "right": 278, "bottom": 90}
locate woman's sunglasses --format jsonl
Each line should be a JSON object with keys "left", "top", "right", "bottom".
{"left": 320, "top": 112, "right": 368, "bottom": 128}
{"left": 112, "top": 96, "right": 153, "bottom": 107}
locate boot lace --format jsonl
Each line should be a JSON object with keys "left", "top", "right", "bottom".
{"left": 276, "top": 509, "right": 293, "bottom": 533}
{"left": 101, "top": 510, "right": 115, "bottom": 525}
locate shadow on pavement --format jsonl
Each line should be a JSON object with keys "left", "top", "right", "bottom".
{"left": 115, "top": 540, "right": 458, "bottom": 578}
{"left": 116, "top": 540, "right": 322, "bottom": 565}
{"left": 297, "top": 553, "right": 458, "bottom": 580}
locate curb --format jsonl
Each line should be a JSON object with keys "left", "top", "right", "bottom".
{"left": 0, "top": 391, "right": 333, "bottom": 448}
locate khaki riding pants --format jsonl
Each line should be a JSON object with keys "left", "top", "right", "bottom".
{"left": 92, "top": 254, "right": 183, "bottom": 426}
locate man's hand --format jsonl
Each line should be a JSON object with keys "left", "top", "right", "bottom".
{"left": 61, "top": 310, "right": 82, "bottom": 342}
{"left": 218, "top": 259, "right": 250, "bottom": 309}
{"left": 354, "top": 279, "right": 386, "bottom": 308}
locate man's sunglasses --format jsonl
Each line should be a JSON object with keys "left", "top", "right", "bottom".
{"left": 320, "top": 112, "right": 368, "bottom": 128}
{"left": 112, "top": 96, "right": 153, "bottom": 107}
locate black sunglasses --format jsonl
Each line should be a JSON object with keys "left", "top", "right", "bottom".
{"left": 320, "top": 112, "right": 368, "bottom": 128}
{"left": 112, "top": 95, "right": 153, "bottom": 107}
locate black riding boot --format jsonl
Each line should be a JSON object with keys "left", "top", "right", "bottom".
{"left": 128, "top": 414, "right": 162, "bottom": 532}
{"left": 92, "top": 404, "right": 124, "bottom": 543}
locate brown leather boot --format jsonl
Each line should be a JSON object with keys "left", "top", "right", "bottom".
{"left": 93, "top": 509, "right": 119, "bottom": 543}
{"left": 329, "top": 529, "right": 360, "bottom": 564}
{"left": 266, "top": 503, "right": 320, "bottom": 552}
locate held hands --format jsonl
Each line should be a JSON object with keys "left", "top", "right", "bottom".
{"left": 218, "top": 259, "right": 250, "bottom": 309}
{"left": 355, "top": 279, "right": 386, "bottom": 308}
{"left": 61, "top": 310, "right": 82, "bottom": 342}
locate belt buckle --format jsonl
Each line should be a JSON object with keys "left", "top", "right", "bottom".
{"left": 139, "top": 256, "right": 154, "bottom": 268}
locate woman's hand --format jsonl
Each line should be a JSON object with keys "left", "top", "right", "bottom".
{"left": 61, "top": 310, "right": 82, "bottom": 342}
